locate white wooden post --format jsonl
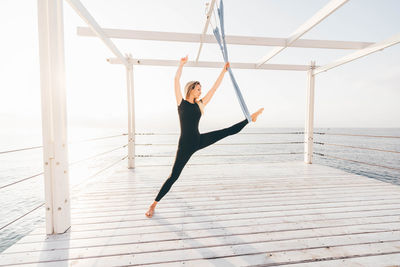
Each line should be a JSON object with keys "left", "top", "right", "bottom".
{"left": 126, "top": 58, "right": 135, "bottom": 168}
{"left": 37, "top": 0, "right": 71, "bottom": 234}
{"left": 304, "top": 61, "right": 316, "bottom": 164}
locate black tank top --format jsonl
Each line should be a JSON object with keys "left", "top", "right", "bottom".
{"left": 177, "top": 99, "right": 202, "bottom": 147}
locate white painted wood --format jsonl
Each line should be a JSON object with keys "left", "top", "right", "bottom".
{"left": 6, "top": 219, "right": 399, "bottom": 252}
{"left": 70, "top": 188, "right": 399, "bottom": 215}
{"left": 81, "top": 177, "right": 387, "bottom": 190}
{"left": 70, "top": 199, "right": 400, "bottom": 226}
{"left": 54, "top": 204, "right": 400, "bottom": 233}
{"left": 141, "top": 247, "right": 400, "bottom": 267}
{"left": 79, "top": 173, "right": 372, "bottom": 188}
{"left": 65, "top": 0, "right": 129, "bottom": 67}
{"left": 79, "top": 181, "right": 382, "bottom": 195}
{"left": 196, "top": 0, "right": 216, "bottom": 62}
{"left": 1, "top": 232, "right": 400, "bottom": 265}
{"left": 65, "top": 182, "right": 400, "bottom": 200}
{"left": 72, "top": 184, "right": 395, "bottom": 207}
{"left": 276, "top": 253, "right": 400, "bottom": 267}
{"left": 110, "top": 58, "right": 311, "bottom": 71}
{"left": 304, "top": 61, "right": 315, "bottom": 164}
{"left": 126, "top": 58, "right": 135, "bottom": 168}
{"left": 7, "top": 252, "right": 400, "bottom": 267}
{"left": 280, "top": 253, "right": 400, "bottom": 267}
{"left": 72, "top": 198, "right": 400, "bottom": 221}
{"left": 77, "top": 27, "right": 373, "bottom": 50}
{"left": 74, "top": 182, "right": 390, "bottom": 202}
{"left": 3, "top": 162, "right": 400, "bottom": 266}
{"left": 256, "top": 0, "right": 349, "bottom": 67}
{"left": 31, "top": 196, "right": 400, "bottom": 236}
{"left": 37, "top": 0, "right": 71, "bottom": 234}
{"left": 72, "top": 192, "right": 400, "bottom": 213}
{"left": 71, "top": 185, "right": 398, "bottom": 207}
{"left": 23, "top": 209, "right": 400, "bottom": 242}
{"left": 314, "top": 32, "right": 400, "bottom": 74}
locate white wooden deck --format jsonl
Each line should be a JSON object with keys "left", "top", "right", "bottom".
{"left": 1, "top": 161, "right": 400, "bottom": 266}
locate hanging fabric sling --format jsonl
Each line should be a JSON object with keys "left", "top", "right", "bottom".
{"left": 212, "top": 0, "right": 252, "bottom": 123}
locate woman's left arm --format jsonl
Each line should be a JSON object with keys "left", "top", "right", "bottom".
{"left": 201, "top": 62, "right": 230, "bottom": 106}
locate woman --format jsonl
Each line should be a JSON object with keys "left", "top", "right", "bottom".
{"left": 145, "top": 55, "right": 264, "bottom": 218}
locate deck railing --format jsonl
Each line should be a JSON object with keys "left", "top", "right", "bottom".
{"left": 0, "top": 133, "right": 128, "bottom": 234}
{"left": 313, "top": 132, "right": 400, "bottom": 172}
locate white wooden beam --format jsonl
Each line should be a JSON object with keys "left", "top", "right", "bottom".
{"left": 314, "top": 33, "right": 400, "bottom": 75}
{"left": 304, "top": 62, "right": 316, "bottom": 164}
{"left": 108, "top": 58, "right": 312, "bottom": 71}
{"left": 77, "top": 27, "right": 373, "bottom": 50}
{"left": 256, "top": 0, "right": 349, "bottom": 67}
{"left": 65, "top": 0, "right": 128, "bottom": 67}
{"left": 37, "top": 0, "right": 71, "bottom": 234}
{"left": 196, "top": 0, "right": 216, "bottom": 62}
{"left": 125, "top": 56, "right": 135, "bottom": 169}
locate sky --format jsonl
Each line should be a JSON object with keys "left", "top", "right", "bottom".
{"left": 0, "top": 0, "right": 399, "bottom": 133}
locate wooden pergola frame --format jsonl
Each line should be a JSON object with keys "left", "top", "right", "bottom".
{"left": 37, "top": 0, "right": 400, "bottom": 234}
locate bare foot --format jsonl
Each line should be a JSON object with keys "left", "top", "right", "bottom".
{"left": 145, "top": 206, "right": 155, "bottom": 218}
{"left": 251, "top": 108, "right": 264, "bottom": 122}
{"left": 145, "top": 203, "right": 157, "bottom": 218}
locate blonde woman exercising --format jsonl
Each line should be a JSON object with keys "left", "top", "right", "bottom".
{"left": 146, "top": 55, "right": 264, "bottom": 218}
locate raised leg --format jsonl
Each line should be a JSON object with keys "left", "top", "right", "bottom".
{"left": 197, "top": 119, "right": 248, "bottom": 151}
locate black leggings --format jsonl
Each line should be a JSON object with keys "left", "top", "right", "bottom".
{"left": 154, "top": 119, "right": 249, "bottom": 202}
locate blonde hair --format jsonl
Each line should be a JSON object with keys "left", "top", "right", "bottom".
{"left": 184, "top": 81, "right": 204, "bottom": 115}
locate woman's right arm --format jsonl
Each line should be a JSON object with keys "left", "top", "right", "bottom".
{"left": 175, "top": 55, "right": 188, "bottom": 106}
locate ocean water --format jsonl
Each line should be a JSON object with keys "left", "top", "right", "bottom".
{"left": 0, "top": 126, "right": 399, "bottom": 252}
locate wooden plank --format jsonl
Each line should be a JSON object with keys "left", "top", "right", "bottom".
{"left": 66, "top": 0, "right": 129, "bottom": 66}
{"left": 85, "top": 164, "right": 373, "bottom": 178}
{"left": 29, "top": 199, "right": 400, "bottom": 235}
{"left": 73, "top": 185, "right": 396, "bottom": 205}
{"left": 29, "top": 204, "right": 400, "bottom": 236}
{"left": 77, "top": 27, "right": 373, "bottom": 50}
{"left": 18, "top": 210, "right": 400, "bottom": 243}
{"left": 70, "top": 195, "right": 400, "bottom": 219}
{"left": 108, "top": 58, "right": 312, "bottom": 71}
{"left": 1, "top": 232, "right": 400, "bottom": 266}
{"left": 60, "top": 190, "right": 400, "bottom": 220}
{"left": 82, "top": 172, "right": 382, "bottom": 184}
{"left": 71, "top": 186, "right": 398, "bottom": 209}
{"left": 69, "top": 194, "right": 399, "bottom": 218}
{"left": 73, "top": 190, "right": 399, "bottom": 208}
{"left": 51, "top": 203, "right": 400, "bottom": 231}
{"left": 73, "top": 183, "right": 395, "bottom": 200}
{"left": 69, "top": 198, "right": 400, "bottom": 225}
{"left": 5, "top": 218, "right": 400, "bottom": 252}
{"left": 11, "top": 253, "right": 400, "bottom": 266}
{"left": 314, "top": 32, "right": 400, "bottom": 74}
{"left": 76, "top": 175, "right": 395, "bottom": 196}
{"left": 77, "top": 177, "right": 395, "bottom": 193}
{"left": 76, "top": 175, "right": 385, "bottom": 190}
{"left": 2, "top": 161, "right": 399, "bottom": 267}
{"left": 274, "top": 253, "right": 400, "bottom": 266}
{"left": 100, "top": 172, "right": 359, "bottom": 183}
{"left": 134, "top": 252, "right": 400, "bottom": 267}
{"left": 76, "top": 180, "right": 388, "bottom": 197}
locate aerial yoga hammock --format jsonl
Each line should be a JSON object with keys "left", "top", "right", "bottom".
{"left": 212, "top": 0, "right": 252, "bottom": 123}
{"left": 145, "top": 0, "right": 263, "bottom": 218}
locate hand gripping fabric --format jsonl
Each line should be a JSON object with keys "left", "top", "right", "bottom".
{"left": 212, "top": 0, "right": 252, "bottom": 123}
